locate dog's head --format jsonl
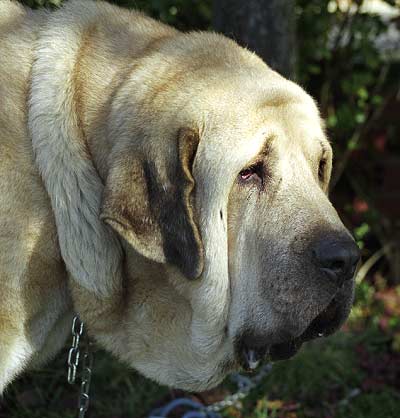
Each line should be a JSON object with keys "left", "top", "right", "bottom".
{"left": 96, "top": 33, "right": 359, "bottom": 391}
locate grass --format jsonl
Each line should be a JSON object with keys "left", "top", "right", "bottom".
{"left": 1, "top": 326, "right": 399, "bottom": 418}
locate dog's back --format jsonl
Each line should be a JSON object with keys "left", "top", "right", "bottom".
{"left": 0, "top": 1, "right": 71, "bottom": 391}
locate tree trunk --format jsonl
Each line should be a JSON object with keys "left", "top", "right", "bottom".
{"left": 213, "top": 0, "right": 296, "bottom": 79}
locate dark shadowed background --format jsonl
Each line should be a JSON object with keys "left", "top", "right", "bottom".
{"left": 2, "top": 1, "right": 400, "bottom": 417}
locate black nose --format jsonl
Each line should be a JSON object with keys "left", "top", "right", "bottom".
{"left": 313, "top": 237, "right": 360, "bottom": 287}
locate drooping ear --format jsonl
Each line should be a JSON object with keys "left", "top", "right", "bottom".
{"left": 100, "top": 128, "right": 204, "bottom": 279}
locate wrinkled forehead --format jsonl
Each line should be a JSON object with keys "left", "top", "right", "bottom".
{"left": 263, "top": 100, "right": 329, "bottom": 160}
{"left": 193, "top": 80, "right": 326, "bottom": 188}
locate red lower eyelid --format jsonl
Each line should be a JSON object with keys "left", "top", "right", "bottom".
{"left": 240, "top": 170, "right": 254, "bottom": 180}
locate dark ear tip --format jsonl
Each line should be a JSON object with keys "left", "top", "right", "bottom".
{"left": 172, "top": 235, "right": 204, "bottom": 280}
{"left": 183, "top": 250, "right": 205, "bottom": 280}
{"left": 187, "top": 264, "right": 204, "bottom": 280}
{"left": 176, "top": 245, "right": 204, "bottom": 280}
{"left": 185, "top": 268, "right": 203, "bottom": 280}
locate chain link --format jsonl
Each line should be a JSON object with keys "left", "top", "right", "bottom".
{"left": 78, "top": 341, "right": 94, "bottom": 418}
{"left": 67, "top": 315, "right": 94, "bottom": 418}
{"left": 67, "top": 316, "right": 84, "bottom": 384}
{"left": 204, "top": 363, "right": 273, "bottom": 414}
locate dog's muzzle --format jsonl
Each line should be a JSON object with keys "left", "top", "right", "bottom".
{"left": 236, "top": 291, "right": 353, "bottom": 371}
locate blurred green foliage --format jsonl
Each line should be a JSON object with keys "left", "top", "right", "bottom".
{"left": 18, "top": 0, "right": 213, "bottom": 29}
{"left": 117, "top": 0, "right": 212, "bottom": 29}
{"left": 295, "top": 1, "right": 400, "bottom": 284}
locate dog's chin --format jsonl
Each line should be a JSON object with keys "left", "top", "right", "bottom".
{"left": 237, "top": 295, "right": 349, "bottom": 370}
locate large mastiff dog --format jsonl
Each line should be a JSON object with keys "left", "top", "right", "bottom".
{"left": 0, "top": 0, "right": 360, "bottom": 392}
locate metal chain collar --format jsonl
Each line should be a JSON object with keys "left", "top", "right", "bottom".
{"left": 67, "top": 315, "right": 94, "bottom": 418}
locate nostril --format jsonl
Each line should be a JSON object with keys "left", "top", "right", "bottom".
{"left": 327, "top": 259, "right": 346, "bottom": 273}
{"left": 313, "top": 237, "right": 360, "bottom": 285}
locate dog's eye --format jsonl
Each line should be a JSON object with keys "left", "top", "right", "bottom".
{"left": 318, "top": 159, "right": 327, "bottom": 182}
{"left": 239, "top": 162, "right": 263, "bottom": 183}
